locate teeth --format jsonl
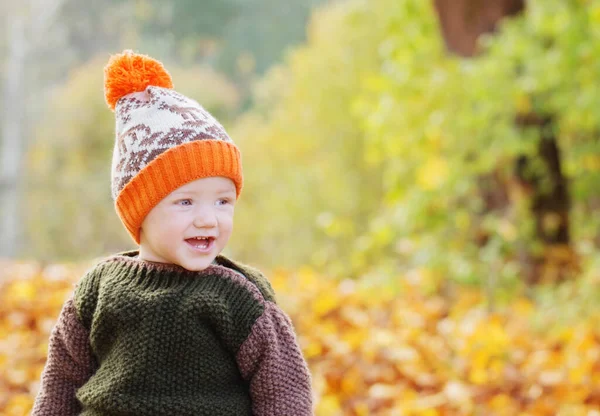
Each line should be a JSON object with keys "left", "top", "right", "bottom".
{"left": 189, "top": 237, "right": 210, "bottom": 249}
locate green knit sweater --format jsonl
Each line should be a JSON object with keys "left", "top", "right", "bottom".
{"left": 32, "top": 250, "right": 313, "bottom": 416}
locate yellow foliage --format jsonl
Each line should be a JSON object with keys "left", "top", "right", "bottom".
{"left": 2, "top": 258, "right": 600, "bottom": 415}
{"left": 416, "top": 157, "right": 449, "bottom": 191}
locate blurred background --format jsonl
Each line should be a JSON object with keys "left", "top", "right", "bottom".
{"left": 2, "top": 0, "right": 600, "bottom": 414}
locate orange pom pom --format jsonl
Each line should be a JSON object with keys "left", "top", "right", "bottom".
{"left": 104, "top": 50, "right": 174, "bottom": 111}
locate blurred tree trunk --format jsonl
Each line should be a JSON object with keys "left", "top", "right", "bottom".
{"left": 433, "top": 0, "right": 524, "bottom": 57}
{"left": 433, "top": 0, "right": 576, "bottom": 285}
{"left": 0, "top": 0, "right": 65, "bottom": 258}
{"left": 514, "top": 114, "right": 575, "bottom": 285}
{"left": 1, "top": 18, "right": 26, "bottom": 259}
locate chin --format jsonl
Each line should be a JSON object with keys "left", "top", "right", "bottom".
{"left": 178, "top": 258, "right": 215, "bottom": 272}
{"left": 186, "top": 265, "right": 211, "bottom": 272}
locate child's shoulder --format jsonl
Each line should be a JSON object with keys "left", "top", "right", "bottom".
{"left": 74, "top": 249, "right": 137, "bottom": 282}
{"left": 213, "top": 254, "right": 277, "bottom": 304}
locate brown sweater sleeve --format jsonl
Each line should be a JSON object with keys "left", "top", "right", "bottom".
{"left": 236, "top": 301, "right": 314, "bottom": 416}
{"left": 31, "top": 296, "right": 97, "bottom": 416}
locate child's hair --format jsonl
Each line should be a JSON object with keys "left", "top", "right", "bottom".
{"left": 104, "top": 50, "right": 243, "bottom": 244}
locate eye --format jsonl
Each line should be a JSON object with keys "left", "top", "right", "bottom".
{"left": 177, "top": 199, "right": 192, "bottom": 206}
{"left": 217, "top": 198, "right": 232, "bottom": 206}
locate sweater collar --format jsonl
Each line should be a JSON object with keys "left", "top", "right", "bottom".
{"left": 107, "top": 249, "right": 246, "bottom": 276}
{"left": 101, "top": 249, "right": 276, "bottom": 303}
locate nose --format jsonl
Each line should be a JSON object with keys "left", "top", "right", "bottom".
{"left": 192, "top": 204, "right": 218, "bottom": 228}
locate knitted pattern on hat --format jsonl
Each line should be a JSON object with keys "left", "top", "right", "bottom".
{"left": 104, "top": 50, "right": 243, "bottom": 244}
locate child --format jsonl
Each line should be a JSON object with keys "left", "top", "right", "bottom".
{"left": 31, "top": 50, "right": 314, "bottom": 416}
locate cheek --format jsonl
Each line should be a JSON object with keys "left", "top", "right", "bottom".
{"left": 145, "top": 211, "right": 186, "bottom": 237}
{"left": 218, "top": 212, "right": 235, "bottom": 232}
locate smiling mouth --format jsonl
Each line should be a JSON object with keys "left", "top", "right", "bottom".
{"left": 185, "top": 237, "right": 215, "bottom": 251}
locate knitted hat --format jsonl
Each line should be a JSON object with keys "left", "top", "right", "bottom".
{"left": 104, "top": 50, "right": 242, "bottom": 245}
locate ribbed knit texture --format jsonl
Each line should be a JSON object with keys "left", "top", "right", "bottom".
{"left": 32, "top": 250, "right": 314, "bottom": 416}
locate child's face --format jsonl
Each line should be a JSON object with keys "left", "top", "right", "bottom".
{"left": 139, "top": 176, "right": 236, "bottom": 271}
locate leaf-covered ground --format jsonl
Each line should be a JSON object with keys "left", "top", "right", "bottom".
{"left": 1, "top": 259, "right": 600, "bottom": 415}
